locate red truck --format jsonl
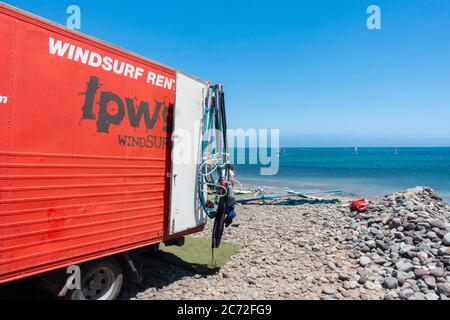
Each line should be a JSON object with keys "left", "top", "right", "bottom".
{"left": 0, "top": 3, "right": 222, "bottom": 300}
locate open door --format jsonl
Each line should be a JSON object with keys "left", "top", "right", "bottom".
{"left": 168, "top": 72, "right": 208, "bottom": 235}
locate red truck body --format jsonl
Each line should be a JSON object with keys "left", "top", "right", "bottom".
{"left": 0, "top": 3, "right": 201, "bottom": 284}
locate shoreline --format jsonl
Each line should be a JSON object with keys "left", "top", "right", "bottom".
{"left": 236, "top": 177, "right": 450, "bottom": 203}
{"left": 236, "top": 180, "right": 379, "bottom": 203}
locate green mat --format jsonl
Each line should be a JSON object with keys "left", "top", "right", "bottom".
{"left": 159, "top": 236, "right": 240, "bottom": 272}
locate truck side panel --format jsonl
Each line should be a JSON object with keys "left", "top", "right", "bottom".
{"left": 0, "top": 5, "right": 175, "bottom": 283}
{"left": 0, "top": 9, "right": 15, "bottom": 274}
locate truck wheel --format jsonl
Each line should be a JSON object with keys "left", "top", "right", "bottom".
{"left": 66, "top": 257, "right": 123, "bottom": 300}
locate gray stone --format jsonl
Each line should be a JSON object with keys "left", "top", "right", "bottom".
{"left": 359, "top": 293, "right": 374, "bottom": 300}
{"left": 359, "top": 256, "right": 371, "bottom": 267}
{"left": 422, "top": 276, "right": 436, "bottom": 288}
{"left": 383, "top": 277, "right": 398, "bottom": 290}
{"left": 411, "top": 284, "right": 421, "bottom": 292}
{"left": 390, "top": 218, "right": 403, "bottom": 228}
{"left": 327, "top": 262, "right": 338, "bottom": 270}
{"left": 384, "top": 293, "right": 395, "bottom": 300}
{"left": 425, "top": 292, "right": 440, "bottom": 300}
{"left": 399, "top": 288, "right": 415, "bottom": 300}
{"left": 376, "top": 240, "right": 388, "bottom": 251}
{"left": 396, "top": 260, "right": 414, "bottom": 272}
{"left": 366, "top": 240, "right": 376, "bottom": 249}
{"left": 426, "top": 231, "right": 437, "bottom": 239}
{"left": 397, "top": 271, "right": 415, "bottom": 284}
{"left": 430, "top": 268, "right": 445, "bottom": 278}
{"left": 364, "top": 281, "right": 382, "bottom": 290}
{"left": 400, "top": 244, "right": 415, "bottom": 255}
{"left": 438, "top": 247, "right": 450, "bottom": 256}
{"left": 443, "top": 233, "right": 450, "bottom": 246}
{"left": 436, "top": 283, "right": 450, "bottom": 297}
{"left": 418, "top": 243, "right": 431, "bottom": 252}
{"left": 408, "top": 292, "right": 426, "bottom": 300}
{"left": 429, "top": 220, "right": 447, "bottom": 230}
{"left": 416, "top": 279, "right": 427, "bottom": 289}
{"left": 322, "top": 287, "right": 336, "bottom": 295}
{"left": 358, "top": 276, "right": 368, "bottom": 285}
{"left": 343, "top": 280, "right": 358, "bottom": 290}
{"left": 390, "top": 243, "right": 401, "bottom": 252}
{"left": 338, "top": 273, "right": 351, "bottom": 281}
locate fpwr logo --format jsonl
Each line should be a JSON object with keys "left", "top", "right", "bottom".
{"left": 0, "top": 95, "right": 8, "bottom": 104}
{"left": 80, "top": 76, "right": 172, "bottom": 134}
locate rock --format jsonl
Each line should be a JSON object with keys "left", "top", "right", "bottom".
{"left": 430, "top": 268, "right": 445, "bottom": 278}
{"left": 359, "top": 256, "right": 371, "bottom": 267}
{"left": 327, "top": 262, "right": 338, "bottom": 270}
{"left": 366, "top": 240, "right": 376, "bottom": 249}
{"left": 396, "top": 260, "right": 414, "bottom": 272}
{"left": 407, "top": 187, "right": 424, "bottom": 195}
{"left": 418, "top": 243, "right": 432, "bottom": 253}
{"left": 400, "top": 244, "right": 415, "bottom": 255}
{"left": 343, "top": 281, "right": 358, "bottom": 290}
{"left": 375, "top": 240, "right": 388, "bottom": 251}
{"left": 319, "top": 277, "right": 329, "bottom": 284}
{"left": 358, "top": 276, "right": 368, "bottom": 285}
{"left": 426, "top": 231, "right": 437, "bottom": 239}
{"left": 322, "top": 287, "right": 336, "bottom": 295}
{"left": 384, "top": 292, "right": 398, "bottom": 300}
{"left": 416, "top": 252, "right": 429, "bottom": 265}
{"left": 399, "top": 289, "right": 415, "bottom": 300}
{"left": 438, "top": 247, "right": 450, "bottom": 256}
{"left": 390, "top": 218, "right": 403, "bottom": 229}
{"left": 422, "top": 276, "right": 436, "bottom": 288}
{"left": 359, "top": 293, "right": 372, "bottom": 300}
{"left": 425, "top": 292, "right": 440, "bottom": 300}
{"left": 429, "top": 220, "right": 447, "bottom": 230}
{"left": 408, "top": 292, "right": 426, "bottom": 300}
{"left": 397, "top": 271, "right": 415, "bottom": 284}
{"left": 338, "top": 273, "right": 351, "bottom": 281}
{"left": 383, "top": 277, "right": 398, "bottom": 290}
{"left": 436, "top": 283, "right": 450, "bottom": 297}
{"left": 443, "top": 233, "right": 450, "bottom": 246}
{"left": 414, "top": 268, "right": 429, "bottom": 278}
{"left": 364, "top": 281, "right": 382, "bottom": 291}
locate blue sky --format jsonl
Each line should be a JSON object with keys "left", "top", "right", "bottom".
{"left": 3, "top": 0, "right": 450, "bottom": 147}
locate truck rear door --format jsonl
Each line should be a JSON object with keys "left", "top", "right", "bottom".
{"left": 168, "top": 72, "right": 208, "bottom": 235}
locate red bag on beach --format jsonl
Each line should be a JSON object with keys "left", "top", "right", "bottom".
{"left": 350, "top": 199, "right": 369, "bottom": 213}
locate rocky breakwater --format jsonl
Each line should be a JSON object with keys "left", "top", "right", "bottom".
{"left": 350, "top": 187, "right": 450, "bottom": 300}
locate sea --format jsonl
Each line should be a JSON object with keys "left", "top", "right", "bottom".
{"left": 234, "top": 147, "right": 450, "bottom": 201}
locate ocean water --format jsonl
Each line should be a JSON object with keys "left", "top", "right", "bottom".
{"left": 234, "top": 148, "right": 450, "bottom": 200}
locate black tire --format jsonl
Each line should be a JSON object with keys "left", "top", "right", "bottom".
{"left": 65, "top": 257, "right": 123, "bottom": 300}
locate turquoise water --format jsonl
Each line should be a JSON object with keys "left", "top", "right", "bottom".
{"left": 234, "top": 148, "right": 450, "bottom": 200}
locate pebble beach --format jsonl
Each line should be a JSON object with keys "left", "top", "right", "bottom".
{"left": 120, "top": 187, "right": 450, "bottom": 300}
{"left": 1, "top": 187, "right": 449, "bottom": 300}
